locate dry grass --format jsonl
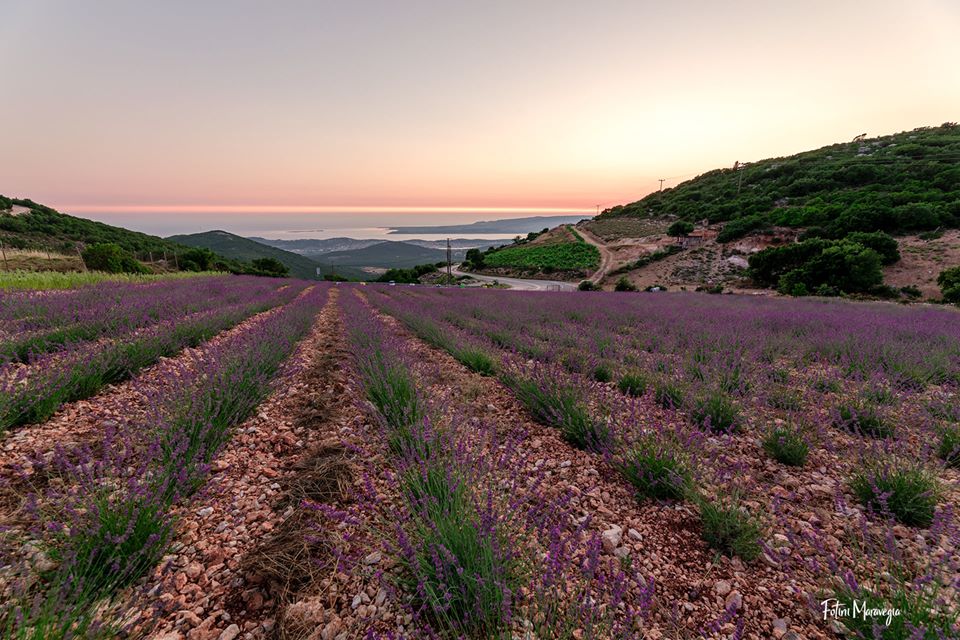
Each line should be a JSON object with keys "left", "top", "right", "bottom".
{"left": 0, "top": 249, "right": 84, "bottom": 273}
{"left": 279, "top": 444, "right": 353, "bottom": 508}
{"left": 583, "top": 217, "right": 670, "bottom": 241}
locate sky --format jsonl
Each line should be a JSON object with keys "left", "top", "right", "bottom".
{"left": 1, "top": 0, "right": 958, "bottom": 236}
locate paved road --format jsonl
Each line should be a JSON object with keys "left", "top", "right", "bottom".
{"left": 451, "top": 266, "right": 577, "bottom": 291}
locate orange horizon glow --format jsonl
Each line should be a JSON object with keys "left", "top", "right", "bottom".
{"left": 61, "top": 204, "right": 597, "bottom": 214}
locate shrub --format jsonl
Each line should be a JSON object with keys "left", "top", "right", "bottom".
{"left": 765, "top": 386, "right": 803, "bottom": 411}
{"left": 938, "top": 425, "right": 960, "bottom": 468}
{"left": 362, "top": 357, "right": 425, "bottom": 436}
{"left": 690, "top": 392, "right": 739, "bottom": 433}
{"left": 620, "top": 438, "right": 690, "bottom": 501}
{"left": 617, "top": 371, "right": 649, "bottom": 397}
{"left": 697, "top": 492, "right": 762, "bottom": 561}
{"left": 614, "top": 277, "right": 637, "bottom": 292}
{"left": 248, "top": 257, "right": 289, "bottom": 277}
{"left": 717, "top": 214, "right": 767, "bottom": 242}
{"left": 937, "top": 266, "right": 960, "bottom": 303}
{"left": 653, "top": 379, "right": 684, "bottom": 409}
{"left": 592, "top": 362, "right": 613, "bottom": 383}
{"left": 502, "top": 372, "right": 609, "bottom": 451}
{"left": 398, "top": 459, "right": 516, "bottom": 636}
{"left": 578, "top": 280, "right": 598, "bottom": 291}
{"left": 846, "top": 231, "right": 901, "bottom": 264}
{"left": 834, "top": 402, "right": 893, "bottom": 438}
{"left": 813, "top": 377, "right": 841, "bottom": 393}
{"left": 762, "top": 424, "right": 809, "bottom": 466}
{"left": 81, "top": 243, "right": 149, "bottom": 274}
{"left": 850, "top": 460, "right": 940, "bottom": 527}
{"left": 667, "top": 220, "right": 694, "bottom": 237}
{"left": 455, "top": 348, "right": 496, "bottom": 376}
{"left": 899, "top": 285, "right": 922, "bottom": 299}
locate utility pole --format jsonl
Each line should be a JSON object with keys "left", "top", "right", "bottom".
{"left": 595, "top": 204, "right": 600, "bottom": 216}
{"left": 0, "top": 240, "right": 7, "bottom": 271}
{"left": 446, "top": 238, "right": 452, "bottom": 280}
{"left": 658, "top": 179, "right": 665, "bottom": 192}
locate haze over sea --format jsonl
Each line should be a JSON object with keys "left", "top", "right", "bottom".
{"left": 75, "top": 209, "right": 582, "bottom": 241}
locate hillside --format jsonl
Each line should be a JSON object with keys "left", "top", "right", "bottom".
{"left": 167, "top": 230, "right": 326, "bottom": 280}
{"left": 461, "top": 225, "right": 600, "bottom": 281}
{"left": 0, "top": 196, "right": 185, "bottom": 257}
{"left": 584, "top": 124, "right": 960, "bottom": 297}
{"left": 317, "top": 240, "right": 461, "bottom": 269}
{"left": 599, "top": 123, "right": 960, "bottom": 238}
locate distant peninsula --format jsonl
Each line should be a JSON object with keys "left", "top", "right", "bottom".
{"left": 387, "top": 215, "right": 590, "bottom": 235}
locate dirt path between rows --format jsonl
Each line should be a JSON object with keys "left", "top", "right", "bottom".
{"left": 142, "top": 290, "right": 359, "bottom": 640}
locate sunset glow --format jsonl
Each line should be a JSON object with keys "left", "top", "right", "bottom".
{"left": 2, "top": 0, "right": 958, "bottom": 227}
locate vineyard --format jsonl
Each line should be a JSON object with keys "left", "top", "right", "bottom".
{"left": 1, "top": 279, "right": 958, "bottom": 639}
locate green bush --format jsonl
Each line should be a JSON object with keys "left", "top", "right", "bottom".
{"left": 697, "top": 492, "right": 762, "bottom": 561}
{"left": 620, "top": 438, "right": 690, "bottom": 501}
{"left": 81, "top": 243, "right": 149, "bottom": 274}
{"left": 654, "top": 379, "right": 684, "bottom": 409}
{"left": 937, "top": 266, "right": 960, "bottom": 303}
{"left": 577, "top": 280, "right": 598, "bottom": 291}
{"left": 617, "top": 371, "right": 649, "bottom": 397}
{"left": 938, "top": 425, "right": 960, "bottom": 468}
{"left": 834, "top": 402, "right": 893, "bottom": 438}
{"left": 846, "top": 231, "right": 900, "bottom": 264}
{"left": 850, "top": 460, "right": 940, "bottom": 527}
{"left": 765, "top": 386, "right": 803, "bottom": 411}
{"left": 899, "top": 285, "right": 922, "bottom": 299}
{"left": 667, "top": 220, "right": 694, "bottom": 237}
{"left": 501, "top": 373, "right": 609, "bottom": 451}
{"left": 750, "top": 238, "right": 884, "bottom": 295}
{"left": 762, "top": 424, "right": 809, "bottom": 466}
{"left": 690, "top": 392, "right": 739, "bottom": 433}
{"left": 456, "top": 348, "right": 496, "bottom": 376}
{"left": 592, "top": 362, "right": 613, "bottom": 383}
{"left": 717, "top": 214, "right": 768, "bottom": 242}
{"left": 614, "top": 277, "right": 637, "bottom": 292}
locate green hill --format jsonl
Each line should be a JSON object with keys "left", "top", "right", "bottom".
{"left": 318, "top": 240, "right": 457, "bottom": 268}
{"left": 167, "top": 230, "right": 326, "bottom": 280}
{"left": 599, "top": 123, "right": 960, "bottom": 241}
{"left": 0, "top": 196, "right": 185, "bottom": 257}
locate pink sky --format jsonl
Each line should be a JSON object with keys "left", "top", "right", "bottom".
{"left": 1, "top": 0, "right": 958, "bottom": 223}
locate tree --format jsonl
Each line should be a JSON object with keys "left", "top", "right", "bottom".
{"left": 464, "top": 248, "right": 485, "bottom": 268}
{"left": 938, "top": 266, "right": 960, "bottom": 304}
{"left": 614, "top": 277, "right": 638, "bottom": 292}
{"left": 667, "top": 221, "right": 694, "bottom": 239}
{"left": 249, "top": 257, "right": 289, "bottom": 277}
{"left": 81, "top": 243, "right": 149, "bottom": 274}
{"left": 177, "top": 247, "right": 218, "bottom": 272}
{"left": 845, "top": 231, "right": 900, "bottom": 265}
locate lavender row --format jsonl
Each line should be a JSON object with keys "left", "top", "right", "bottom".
{"left": 368, "top": 286, "right": 960, "bottom": 637}
{"left": 0, "top": 273, "right": 230, "bottom": 324}
{"left": 1, "top": 284, "right": 329, "bottom": 638}
{"left": 0, "top": 281, "right": 310, "bottom": 433}
{"left": 0, "top": 275, "right": 293, "bottom": 363}
{"left": 338, "top": 290, "right": 654, "bottom": 638}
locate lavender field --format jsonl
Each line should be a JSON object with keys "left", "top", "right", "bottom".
{"left": 1, "top": 279, "right": 958, "bottom": 639}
